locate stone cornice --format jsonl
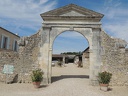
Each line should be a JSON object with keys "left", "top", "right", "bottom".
{"left": 43, "top": 24, "right": 102, "bottom": 29}
{"left": 43, "top": 21, "right": 102, "bottom": 25}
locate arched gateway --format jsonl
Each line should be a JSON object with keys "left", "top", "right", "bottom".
{"left": 39, "top": 4, "right": 104, "bottom": 85}
{"left": 0, "top": 4, "right": 127, "bottom": 85}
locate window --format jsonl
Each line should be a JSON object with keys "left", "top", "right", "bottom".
{"left": 3, "top": 37, "right": 7, "bottom": 49}
{"left": 13, "top": 40, "right": 18, "bottom": 51}
{"left": 1, "top": 35, "right": 10, "bottom": 49}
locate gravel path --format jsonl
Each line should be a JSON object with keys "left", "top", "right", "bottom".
{"left": 0, "top": 63, "right": 128, "bottom": 96}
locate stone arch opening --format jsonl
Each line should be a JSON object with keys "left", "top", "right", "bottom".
{"left": 52, "top": 30, "right": 89, "bottom": 52}
{"left": 51, "top": 31, "right": 90, "bottom": 83}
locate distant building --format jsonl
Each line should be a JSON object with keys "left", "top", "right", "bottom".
{"left": 82, "top": 47, "right": 89, "bottom": 58}
{"left": 0, "top": 27, "right": 20, "bottom": 51}
{"left": 52, "top": 54, "right": 76, "bottom": 63}
{"left": 52, "top": 54, "right": 65, "bottom": 61}
{"left": 74, "top": 47, "right": 89, "bottom": 67}
{"left": 74, "top": 54, "right": 82, "bottom": 64}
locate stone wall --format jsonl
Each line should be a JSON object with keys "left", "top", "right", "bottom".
{"left": 101, "top": 31, "right": 128, "bottom": 86}
{"left": 125, "top": 49, "right": 128, "bottom": 85}
{"left": 0, "top": 30, "right": 41, "bottom": 83}
{"left": 19, "top": 32, "right": 41, "bottom": 71}
{"left": 0, "top": 50, "right": 19, "bottom": 83}
{"left": 125, "top": 49, "right": 128, "bottom": 65}
{"left": 0, "top": 28, "right": 127, "bottom": 85}
{"left": 17, "top": 31, "right": 41, "bottom": 83}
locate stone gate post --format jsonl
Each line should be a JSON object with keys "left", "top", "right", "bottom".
{"left": 89, "top": 28, "right": 102, "bottom": 85}
{"left": 39, "top": 26, "right": 51, "bottom": 85}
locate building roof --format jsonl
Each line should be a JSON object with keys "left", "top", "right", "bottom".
{"left": 0, "top": 27, "right": 20, "bottom": 38}
{"left": 52, "top": 54, "right": 69, "bottom": 58}
{"left": 83, "top": 47, "right": 89, "bottom": 53}
{"left": 52, "top": 54, "right": 76, "bottom": 59}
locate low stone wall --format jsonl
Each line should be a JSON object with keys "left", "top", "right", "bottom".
{"left": 0, "top": 50, "right": 19, "bottom": 83}
{"left": 101, "top": 31, "right": 128, "bottom": 86}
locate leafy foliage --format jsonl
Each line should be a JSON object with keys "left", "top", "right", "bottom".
{"left": 31, "top": 69, "right": 43, "bottom": 82}
{"left": 98, "top": 71, "right": 112, "bottom": 84}
{"left": 61, "top": 51, "right": 82, "bottom": 55}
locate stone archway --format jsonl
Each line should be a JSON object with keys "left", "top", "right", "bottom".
{"left": 50, "top": 29, "right": 92, "bottom": 81}
{"left": 39, "top": 4, "right": 103, "bottom": 85}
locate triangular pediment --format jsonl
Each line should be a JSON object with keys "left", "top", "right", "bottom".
{"left": 60, "top": 10, "right": 85, "bottom": 16}
{"left": 40, "top": 4, "right": 104, "bottom": 21}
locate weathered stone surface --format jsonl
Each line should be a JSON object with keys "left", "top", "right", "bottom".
{"left": 101, "top": 31, "right": 128, "bottom": 86}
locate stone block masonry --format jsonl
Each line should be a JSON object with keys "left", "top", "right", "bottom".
{"left": 17, "top": 31, "right": 41, "bottom": 83}
{"left": 0, "top": 50, "right": 19, "bottom": 83}
{"left": 0, "top": 30, "right": 41, "bottom": 83}
{"left": 101, "top": 31, "right": 128, "bottom": 86}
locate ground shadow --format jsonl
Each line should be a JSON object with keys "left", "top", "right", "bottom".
{"left": 108, "top": 87, "right": 113, "bottom": 91}
{"left": 51, "top": 75, "right": 89, "bottom": 83}
{"left": 40, "top": 85, "right": 48, "bottom": 88}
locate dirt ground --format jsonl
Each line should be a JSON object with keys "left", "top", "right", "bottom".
{"left": 0, "top": 63, "right": 128, "bottom": 96}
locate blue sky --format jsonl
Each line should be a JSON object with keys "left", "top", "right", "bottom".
{"left": 0, "top": 0, "right": 128, "bottom": 54}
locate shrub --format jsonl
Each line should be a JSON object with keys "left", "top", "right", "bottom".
{"left": 98, "top": 71, "right": 112, "bottom": 84}
{"left": 31, "top": 69, "right": 43, "bottom": 82}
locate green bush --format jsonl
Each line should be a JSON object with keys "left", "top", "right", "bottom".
{"left": 98, "top": 71, "right": 112, "bottom": 84}
{"left": 31, "top": 69, "right": 43, "bottom": 82}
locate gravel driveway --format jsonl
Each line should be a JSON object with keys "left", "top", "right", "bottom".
{"left": 0, "top": 63, "right": 127, "bottom": 96}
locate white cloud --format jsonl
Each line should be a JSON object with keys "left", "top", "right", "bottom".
{"left": 0, "top": 0, "right": 57, "bottom": 36}
{"left": 102, "top": 8, "right": 128, "bottom": 44}
{"left": 101, "top": 0, "right": 128, "bottom": 46}
{"left": 0, "top": 0, "right": 56, "bottom": 21}
{"left": 102, "top": 0, "right": 123, "bottom": 19}
{"left": 103, "top": 23, "right": 128, "bottom": 42}
{"left": 103, "top": 8, "right": 128, "bottom": 20}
